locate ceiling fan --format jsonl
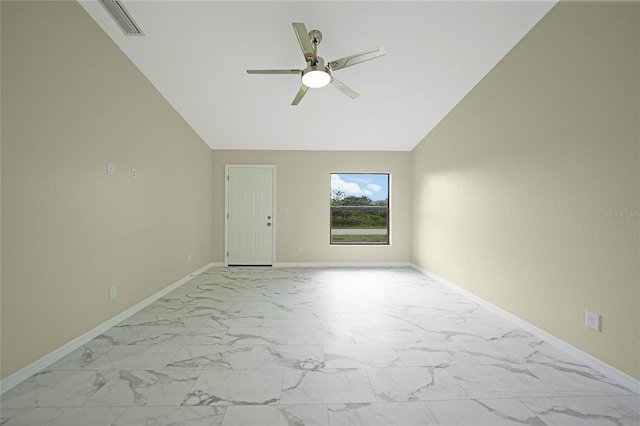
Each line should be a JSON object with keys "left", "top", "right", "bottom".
{"left": 247, "top": 23, "right": 385, "bottom": 105}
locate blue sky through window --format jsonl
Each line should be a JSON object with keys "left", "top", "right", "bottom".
{"left": 331, "top": 173, "right": 389, "bottom": 201}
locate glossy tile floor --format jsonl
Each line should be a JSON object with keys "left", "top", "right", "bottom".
{"left": 2, "top": 267, "right": 638, "bottom": 425}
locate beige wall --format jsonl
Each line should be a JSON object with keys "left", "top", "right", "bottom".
{"left": 411, "top": 2, "right": 639, "bottom": 379}
{"left": 1, "top": 1, "right": 213, "bottom": 378}
{"left": 212, "top": 150, "right": 411, "bottom": 264}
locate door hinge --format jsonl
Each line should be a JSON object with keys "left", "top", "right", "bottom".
{"left": 227, "top": 175, "right": 229, "bottom": 181}
{"left": 226, "top": 212, "right": 229, "bottom": 219}
{"left": 226, "top": 251, "right": 229, "bottom": 257}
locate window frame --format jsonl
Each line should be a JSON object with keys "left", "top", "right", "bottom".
{"left": 329, "top": 172, "right": 390, "bottom": 246}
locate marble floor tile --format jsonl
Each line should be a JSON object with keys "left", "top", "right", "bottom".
{"left": 456, "top": 339, "right": 543, "bottom": 365}
{"left": 426, "top": 398, "right": 545, "bottom": 426}
{"left": 318, "top": 310, "right": 406, "bottom": 326}
{"left": 84, "top": 369, "right": 201, "bottom": 406}
{"left": 194, "top": 314, "right": 237, "bottom": 328}
{"left": 613, "top": 395, "right": 640, "bottom": 414}
{"left": 113, "top": 406, "right": 226, "bottom": 426}
{"left": 166, "top": 345, "right": 252, "bottom": 369}
{"left": 465, "top": 322, "right": 535, "bottom": 341}
{"left": 221, "top": 404, "right": 329, "bottom": 426}
{"left": 1, "top": 370, "right": 116, "bottom": 408}
{"left": 215, "top": 314, "right": 272, "bottom": 328}
{"left": 220, "top": 327, "right": 289, "bottom": 347}
{"left": 287, "top": 326, "right": 355, "bottom": 344}
{"left": 86, "top": 325, "right": 174, "bottom": 346}
{"left": 392, "top": 341, "right": 476, "bottom": 367}
{"left": 236, "top": 301, "right": 301, "bottom": 315}
{"left": 3, "top": 266, "right": 637, "bottom": 426}
{"left": 144, "top": 304, "right": 232, "bottom": 319}
{"left": 367, "top": 366, "right": 469, "bottom": 402}
{"left": 44, "top": 346, "right": 109, "bottom": 370}
{"left": 523, "top": 340, "right": 593, "bottom": 364}
{"left": 524, "top": 362, "right": 637, "bottom": 396}
{"left": 47, "top": 344, "right": 183, "bottom": 371}
{"left": 316, "top": 297, "right": 390, "bottom": 312}
{"left": 280, "top": 368, "right": 376, "bottom": 404}
{"left": 164, "top": 326, "right": 228, "bottom": 345}
{"left": 423, "top": 301, "right": 498, "bottom": 318}
{"left": 446, "top": 364, "right": 558, "bottom": 398}
{"left": 411, "top": 323, "right": 485, "bottom": 343}
{"left": 399, "top": 313, "right": 467, "bottom": 326}
{"left": 316, "top": 312, "right": 369, "bottom": 326}
{"left": 328, "top": 402, "right": 438, "bottom": 426}
{"left": 521, "top": 395, "right": 640, "bottom": 426}
{"left": 182, "top": 370, "right": 283, "bottom": 405}
{"left": 117, "top": 311, "right": 214, "bottom": 328}
{"left": 458, "top": 339, "right": 581, "bottom": 366}
{"left": 457, "top": 307, "right": 507, "bottom": 323}
{"left": 0, "top": 407, "right": 124, "bottom": 426}
{"left": 350, "top": 325, "right": 424, "bottom": 344}
{"left": 244, "top": 345, "right": 325, "bottom": 370}
{"left": 261, "top": 312, "right": 322, "bottom": 327}
{"left": 323, "top": 343, "right": 401, "bottom": 368}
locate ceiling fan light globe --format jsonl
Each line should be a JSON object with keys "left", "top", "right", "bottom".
{"left": 302, "top": 69, "right": 331, "bottom": 88}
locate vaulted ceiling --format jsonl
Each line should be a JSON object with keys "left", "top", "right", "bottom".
{"left": 79, "top": 1, "right": 556, "bottom": 151}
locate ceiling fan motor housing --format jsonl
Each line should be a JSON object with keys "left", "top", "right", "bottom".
{"left": 301, "top": 57, "right": 332, "bottom": 88}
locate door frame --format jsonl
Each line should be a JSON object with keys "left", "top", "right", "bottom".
{"left": 224, "top": 164, "right": 277, "bottom": 267}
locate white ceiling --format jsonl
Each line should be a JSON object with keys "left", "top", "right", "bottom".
{"left": 79, "top": 1, "right": 556, "bottom": 151}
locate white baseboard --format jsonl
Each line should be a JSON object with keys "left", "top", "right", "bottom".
{"left": 411, "top": 263, "right": 640, "bottom": 394}
{"left": 0, "top": 262, "right": 215, "bottom": 395}
{"left": 274, "top": 261, "right": 412, "bottom": 268}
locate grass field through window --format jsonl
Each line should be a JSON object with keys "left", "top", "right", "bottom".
{"left": 330, "top": 234, "right": 388, "bottom": 243}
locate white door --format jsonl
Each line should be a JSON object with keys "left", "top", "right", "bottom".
{"left": 226, "top": 165, "right": 274, "bottom": 265}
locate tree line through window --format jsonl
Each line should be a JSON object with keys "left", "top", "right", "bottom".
{"left": 330, "top": 173, "right": 389, "bottom": 245}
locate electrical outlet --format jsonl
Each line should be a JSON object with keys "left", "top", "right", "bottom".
{"left": 109, "top": 286, "right": 117, "bottom": 300}
{"left": 188, "top": 253, "right": 192, "bottom": 263}
{"left": 297, "top": 246, "right": 303, "bottom": 254}
{"left": 427, "top": 252, "right": 433, "bottom": 262}
{"left": 585, "top": 310, "right": 601, "bottom": 331}
{"left": 107, "top": 162, "right": 115, "bottom": 176}
{"left": 131, "top": 168, "right": 137, "bottom": 179}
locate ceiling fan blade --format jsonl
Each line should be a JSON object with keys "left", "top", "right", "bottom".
{"left": 291, "top": 85, "right": 309, "bottom": 105}
{"left": 328, "top": 47, "right": 386, "bottom": 71}
{"left": 246, "top": 69, "right": 301, "bottom": 74}
{"left": 331, "top": 77, "right": 359, "bottom": 99}
{"left": 292, "top": 23, "right": 315, "bottom": 61}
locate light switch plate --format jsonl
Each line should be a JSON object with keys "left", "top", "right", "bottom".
{"left": 585, "top": 310, "right": 601, "bottom": 331}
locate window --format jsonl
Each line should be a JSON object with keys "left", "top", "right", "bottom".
{"left": 330, "top": 173, "right": 389, "bottom": 245}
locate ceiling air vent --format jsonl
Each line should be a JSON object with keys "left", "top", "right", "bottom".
{"left": 100, "top": 0, "right": 144, "bottom": 36}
